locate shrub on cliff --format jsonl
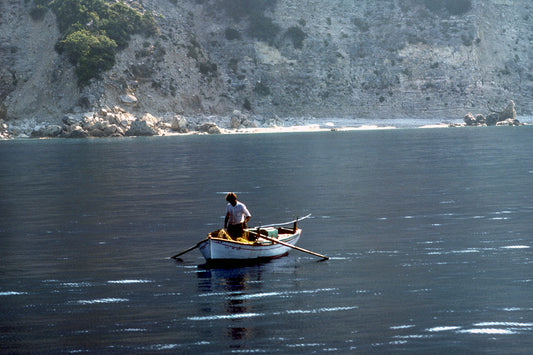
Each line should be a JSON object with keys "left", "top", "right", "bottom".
{"left": 247, "top": 14, "right": 280, "bottom": 44}
{"left": 56, "top": 29, "right": 117, "bottom": 84}
{"left": 217, "top": 0, "right": 280, "bottom": 44}
{"left": 285, "top": 26, "right": 307, "bottom": 49}
{"left": 32, "top": 0, "right": 157, "bottom": 85}
{"left": 29, "top": 4, "right": 48, "bottom": 21}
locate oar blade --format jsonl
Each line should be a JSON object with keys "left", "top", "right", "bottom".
{"left": 170, "top": 240, "right": 205, "bottom": 260}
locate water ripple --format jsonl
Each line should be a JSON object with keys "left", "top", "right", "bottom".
{"left": 199, "top": 287, "right": 337, "bottom": 299}
{"left": 458, "top": 328, "right": 515, "bottom": 335}
{"left": 0, "top": 291, "right": 27, "bottom": 296}
{"left": 107, "top": 279, "right": 153, "bottom": 284}
{"left": 188, "top": 312, "right": 263, "bottom": 321}
{"left": 75, "top": 298, "right": 129, "bottom": 305}
{"left": 427, "top": 326, "right": 461, "bottom": 332}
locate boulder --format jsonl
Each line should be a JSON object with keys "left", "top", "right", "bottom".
{"left": 496, "top": 118, "right": 521, "bottom": 126}
{"left": 500, "top": 100, "right": 516, "bottom": 120}
{"left": 230, "top": 110, "right": 248, "bottom": 128}
{"left": 61, "top": 125, "right": 89, "bottom": 138}
{"left": 140, "top": 113, "right": 159, "bottom": 126}
{"left": 171, "top": 115, "right": 188, "bottom": 133}
{"left": 88, "top": 128, "right": 105, "bottom": 137}
{"left": 463, "top": 100, "right": 521, "bottom": 127}
{"left": 230, "top": 110, "right": 257, "bottom": 128}
{"left": 117, "top": 112, "right": 136, "bottom": 129}
{"left": 63, "top": 114, "right": 82, "bottom": 126}
{"left": 198, "top": 122, "right": 221, "bottom": 134}
{"left": 487, "top": 100, "right": 519, "bottom": 126}
{"left": 463, "top": 112, "right": 477, "bottom": 126}
{"left": 120, "top": 94, "right": 138, "bottom": 105}
{"left": 31, "top": 124, "right": 62, "bottom": 138}
{"left": 475, "top": 114, "right": 486, "bottom": 125}
{"left": 111, "top": 106, "right": 127, "bottom": 114}
{"left": 463, "top": 112, "right": 487, "bottom": 126}
{"left": 0, "top": 119, "right": 9, "bottom": 139}
{"left": 103, "top": 124, "right": 123, "bottom": 137}
{"left": 485, "top": 112, "right": 499, "bottom": 126}
{"left": 125, "top": 118, "right": 156, "bottom": 136}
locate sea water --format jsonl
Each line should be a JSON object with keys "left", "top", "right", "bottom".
{"left": 1, "top": 126, "right": 532, "bottom": 353}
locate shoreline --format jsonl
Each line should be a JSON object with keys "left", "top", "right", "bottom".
{"left": 1, "top": 115, "right": 532, "bottom": 140}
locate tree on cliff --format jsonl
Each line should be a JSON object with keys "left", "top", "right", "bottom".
{"left": 32, "top": 0, "right": 157, "bottom": 85}
{"left": 56, "top": 29, "right": 117, "bottom": 84}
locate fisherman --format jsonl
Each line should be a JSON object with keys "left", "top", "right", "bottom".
{"left": 224, "top": 192, "right": 251, "bottom": 240}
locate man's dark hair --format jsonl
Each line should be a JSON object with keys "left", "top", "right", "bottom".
{"left": 226, "top": 192, "right": 237, "bottom": 203}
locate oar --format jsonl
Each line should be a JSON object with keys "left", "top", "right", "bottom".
{"left": 170, "top": 239, "right": 206, "bottom": 261}
{"left": 259, "top": 234, "right": 329, "bottom": 260}
{"left": 257, "top": 213, "right": 312, "bottom": 229}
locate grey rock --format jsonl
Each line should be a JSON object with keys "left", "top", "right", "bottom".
{"left": 171, "top": 115, "right": 188, "bottom": 133}
{"left": 198, "top": 122, "right": 221, "bottom": 134}
{"left": 125, "top": 119, "right": 156, "bottom": 136}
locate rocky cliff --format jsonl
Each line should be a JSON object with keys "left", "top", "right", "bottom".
{"left": 1, "top": 0, "right": 532, "bottom": 132}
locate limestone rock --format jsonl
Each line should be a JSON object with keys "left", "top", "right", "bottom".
{"left": 0, "top": 119, "right": 9, "bottom": 139}
{"left": 496, "top": 118, "right": 521, "bottom": 126}
{"left": 62, "top": 125, "right": 89, "bottom": 138}
{"left": 125, "top": 118, "right": 156, "bottom": 136}
{"left": 103, "top": 124, "right": 123, "bottom": 137}
{"left": 485, "top": 113, "right": 499, "bottom": 126}
{"left": 31, "top": 124, "right": 62, "bottom": 138}
{"left": 464, "top": 100, "right": 521, "bottom": 127}
{"left": 488, "top": 100, "right": 518, "bottom": 125}
{"left": 230, "top": 110, "right": 248, "bottom": 128}
{"left": 475, "top": 114, "right": 486, "bottom": 125}
{"left": 120, "top": 94, "right": 138, "bottom": 105}
{"left": 500, "top": 100, "right": 516, "bottom": 121}
{"left": 140, "top": 113, "right": 158, "bottom": 126}
{"left": 171, "top": 115, "right": 188, "bottom": 133}
{"left": 463, "top": 112, "right": 477, "bottom": 126}
{"left": 63, "top": 114, "right": 82, "bottom": 126}
{"left": 198, "top": 122, "right": 221, "bottom": 134}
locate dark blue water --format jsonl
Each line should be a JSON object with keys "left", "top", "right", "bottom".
{"left": 1, "top": 127, "right": 532, "bottom": 353}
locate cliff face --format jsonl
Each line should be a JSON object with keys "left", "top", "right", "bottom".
{"left": 1, "top": 0, "right": 532, "bottom": 122}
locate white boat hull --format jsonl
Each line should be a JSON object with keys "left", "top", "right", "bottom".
{"left": 198, "top": 229, "right": 301, "bottom": 261}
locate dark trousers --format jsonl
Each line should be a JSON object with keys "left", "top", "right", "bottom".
{"left": 227, "top": 223, "right": 244, "bottom": 239}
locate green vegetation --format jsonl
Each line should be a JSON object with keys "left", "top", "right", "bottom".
{"left": 31, "top": 0, "right": 157, "bottom": 85}
{"left": 217, "top": 0, "right": 280, "bottom": 44}
{"left": 247, "top": 15, "right": 280, "bottom": 44}
{"left": 285, "top": 26, "right": 307, "bottom": 49}
{"left": 57, "top": 29, "right": 117, "bottom": 83}
{"left": 29, "top": 4, "right": 47, "bottom": 20}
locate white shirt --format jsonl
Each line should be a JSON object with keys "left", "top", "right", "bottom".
{"left": 226, "top": 202, "right": 251, "bottom": 225}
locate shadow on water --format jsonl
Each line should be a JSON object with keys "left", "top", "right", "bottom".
{"left": 193, "top": 256, "right": 299, "bottom": 344}
{"left": 196, "top": 254, "right": 289, "bottom": 270}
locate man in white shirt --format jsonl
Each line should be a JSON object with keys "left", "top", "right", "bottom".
{"left": 224, "top": 192, "right": 251, "bottom": 239}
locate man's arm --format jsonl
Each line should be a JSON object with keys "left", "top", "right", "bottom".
{"left": 243, "top": 215, "right": 250, "bottom": 228}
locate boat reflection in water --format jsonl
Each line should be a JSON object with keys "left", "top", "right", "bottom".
{"left": 195, "top": 258, "right": 297, "bottom": 344}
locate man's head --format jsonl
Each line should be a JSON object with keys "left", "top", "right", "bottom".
{"left": 225, "top": 192, "right": 237, "bottom": 206}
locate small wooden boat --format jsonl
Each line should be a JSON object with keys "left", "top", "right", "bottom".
{"left": 170, "top": 214, "right": 328, "bottom": 262}
{"left": 198, "top": 226, "right": 301, "bottom": 261}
